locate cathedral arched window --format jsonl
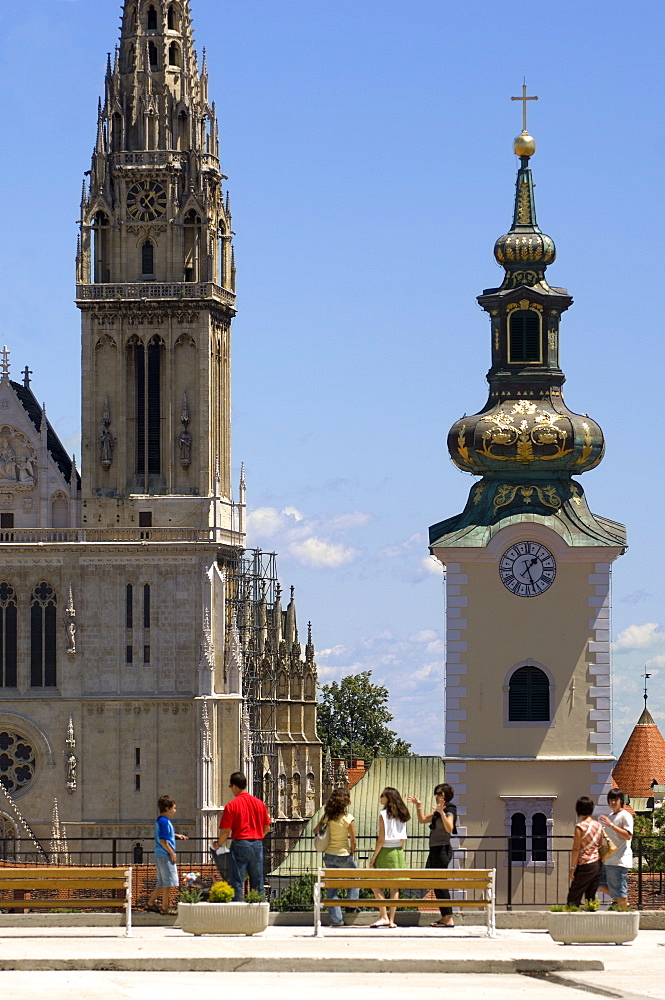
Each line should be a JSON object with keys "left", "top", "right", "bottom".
{"left": 169, "top": 42, "right": 181, "bottom": 67}
{"left": 127, "top": 44, "right": 136, "bottom": 71}
{"left": 133, "top": 338, "right": 163, "bottom": 479}
{"left": 92, "top": 212, "right": 111, "bottom": 283}
{"left": 111, "top": 113, "right": 123, "bottom": 153}
{"left": 177, "top": 111, "right": 189, "bottom": 151}
{"left": 217, "top": 224, "right": 226, "bottom": 286}
{"left": 148, "top": 41, "right": 159, "bottom": 70}
{"left": 30, "top": 582, "right": 57, "bottom": 688}
{"left": 128, "top": 6, "right": 137, "bottom": 32}
{"left": 183, "top": 210, "right": 201, "bottom": 281}
{"left": 51, "top": 492, "right": 68, "bottom": 529}
{"left": 508, "top": 665, "right": 550, "bottom": 722}
{"left": 168, "top": 4, "right": 179, "bottom": 30}
{"left": 143, "top": 584, "right": 151, "bottom": 629}
{"left": 126, "top": 584, "right": 133, "bottom": 630}
{"left": 509, "top": 309, "right": 541, "bottom": 363}
{"left": 147, "top": 5, "right": 158, "bottom": 30}
{"left": 142, "top": 240, "right": 154, "bottom": 276}
{"left": 0, "top": 584, "right": 17, "bottom": 688}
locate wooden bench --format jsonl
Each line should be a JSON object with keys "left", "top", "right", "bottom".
{"left": 0, "top": 866, "right": 133, "bottom": 937}
{"left": 314, "top": 866, "right": 496, "bottom": 937}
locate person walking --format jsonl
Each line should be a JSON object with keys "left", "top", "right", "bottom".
{"left": 213, "top": 771, "right": 271, "bottom": 901}
{"left": 567, "top": 795, "right": 603, "bottom": 906}
{"left": 598, "top": 789, "right": 633, "bottom": 908}
{"left": 313, "top": 788, "right": 359, "bottom": 927}
{"left": 408, "top": 782, "right": 457, "bottom": 927}
{"left": 369, "top": 787, "right": 410, "bottom": 928}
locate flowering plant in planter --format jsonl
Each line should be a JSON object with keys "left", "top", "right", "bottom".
{"left": 177, "top": 877, "right": 270, "bottom": 935}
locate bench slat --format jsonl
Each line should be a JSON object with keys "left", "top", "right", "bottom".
{"left": 0, "top": 868, "right": 130, "bottom": 878}
{"left": 0, "top": 880, "right": 129, "bottom": 891}
{"left": 2, "top": 899, "right": 127, "bottom": 909}
{"left": 321, "top": 900, "right": 491, "bottom": 908}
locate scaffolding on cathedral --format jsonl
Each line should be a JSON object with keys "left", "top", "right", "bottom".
{"left": 226, "top": 548, "right": 280, "bottom": 814}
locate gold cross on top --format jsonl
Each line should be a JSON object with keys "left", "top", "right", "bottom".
{"left": 511, "top": 83, "right": 538, "bottom": 133}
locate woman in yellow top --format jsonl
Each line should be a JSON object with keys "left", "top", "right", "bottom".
{"left": 313, "top": 788, "right": 359, "bottom": 927}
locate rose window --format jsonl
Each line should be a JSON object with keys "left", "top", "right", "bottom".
{"left": 0, "top": 731, "right": 36, "bottom": 793}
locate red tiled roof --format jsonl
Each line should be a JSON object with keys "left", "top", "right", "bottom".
{"left": 613, "top": 709, "right": 665, "bottom": 798}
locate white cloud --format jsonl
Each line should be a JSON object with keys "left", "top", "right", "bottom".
{"left": 246, "top": 505, "right": 369, "bottom": 569}
{"left": 422, "top": 555, "right": 444, "bottom": 575}
{"left": 291, "top": 536, "right": 359, "bottom": 568}
{"left": 378, "top": 533, "right": 423, "bottom": 558}
{"left": 614, "top": 622, "right": 665, "bottom": 651}
{"left": 316, "top": 645, "right": 347, "bottom": 661}
{"left": 410, "top": 629, "right": 438, "bottom": 643}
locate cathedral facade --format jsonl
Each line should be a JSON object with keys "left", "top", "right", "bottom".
{"left": 429, "top": 109, "right": 626, "bottom": 899}
{"left": 0, "top": 0, "right": 321, "bottom": 856}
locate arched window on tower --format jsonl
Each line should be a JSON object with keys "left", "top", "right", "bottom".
{"left": 92, "top": 212, "right": 111, "bottom": 283}
{"left": 509, "top": 309, "right": 541, "bottom": 363}
{"left": 169, "top": 42, "right": 181, "bottom": 67}
{"left": 133, "top": 338, "right": 163, "bottom": 479}
{"left": 147, "top": 5, "right": 158, "bottom": 30}
{"left": 30, "top": 582, "right": 57, "bottom": 688}
{"left": 509, "top": 812, "right": 527, "bottom": 863}
{"left": 168, "top": 4, "right": 179, "bottom": 30}
{"left": 532, "top": 812, "right": 548, "bottom": 862}
{"left": 148, "top": 41, "right": 159, "bottom": 70}
{"left": 183, "top": 210, "right": 201, "bottom": 281}
{"left": 128, "top": 6, "right": 137, "bottom": 32}
{"left": 0, "top": 584, "right": 17, "bottom": 688}
{"left": 177, "top": 111, "right": 189, "bottom": 151}
{"left": 127, "top": 44, "right": 136, "bottom": 71}
{"left": 142, "top": 240, "right": 154, "bottom": 276}
{"left": 508, "top": 665, "right": 550, "bottom": 722}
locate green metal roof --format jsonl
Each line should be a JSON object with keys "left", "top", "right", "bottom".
{"left": 272, "top": 756, "right": 446, "bottom": 875}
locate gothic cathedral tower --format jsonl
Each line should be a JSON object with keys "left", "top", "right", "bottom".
{"left": 77, "top": 0, "right": 235, "bottom": 529}
{"left": 0, "top": 1, "right": 321, "bottom": 857}
{"left": 429, "top": 103, "right": 626, "bottom": 898}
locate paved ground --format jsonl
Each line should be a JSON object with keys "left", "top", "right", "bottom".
{"left": 0, "top": 925, "right": 664, "bottom": 999}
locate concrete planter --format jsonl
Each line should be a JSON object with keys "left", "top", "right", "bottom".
{"left": 177, "top": 901, "right": 270, "bottom": 936}
{"left": 547, "top": 910, "right": 639, "bottom": 945}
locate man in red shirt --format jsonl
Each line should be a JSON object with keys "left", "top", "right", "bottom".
{"left": 213, "top": 771, "right": 271, "bottom": 900}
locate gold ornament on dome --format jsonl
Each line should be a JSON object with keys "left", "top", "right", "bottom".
{"left": 478, "top": 402, "right": 572, "bottom": 465}
{"left": 569, "top": 483, "right": 583, "bottom": 506}
{"left": 574, "top": 422, "right": 593, "bottom": 466}
{"left": 493, "top": 483, "right": 561, "bottom": 511}
{"left": 456, "top": 424, "right": 474, "bottom": 466}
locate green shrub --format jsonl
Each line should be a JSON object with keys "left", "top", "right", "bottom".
{"left": 244, "top": 890, "right": 265, "bottom": 903}
{"left": 208, "top": 880, "right": 235, "bottom": 903}
{"left": 270, "top": 874, "right": 316, "bottom": 911}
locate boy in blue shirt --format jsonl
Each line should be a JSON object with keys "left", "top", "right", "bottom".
{"left": 146, "top": 794, "right": 188, "bottom": 914}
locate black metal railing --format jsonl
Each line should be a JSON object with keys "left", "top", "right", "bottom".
{"left": 2, "top": 834, "right": 664, "bottom": 910}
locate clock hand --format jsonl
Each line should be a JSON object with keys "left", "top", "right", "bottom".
{"left": 523, "top": 556, "right": 538, "bottom": 584}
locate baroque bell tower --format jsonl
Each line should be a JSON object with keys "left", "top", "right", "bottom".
{"left": 77, "top": 0, "right": 235, "bottom": 529}
{"left": 429, "top": 93, "right": 626, "bottom": 898}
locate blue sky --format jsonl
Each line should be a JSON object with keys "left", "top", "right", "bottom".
{"left": 1, "top": 0, "right": 664, "bottom": 758}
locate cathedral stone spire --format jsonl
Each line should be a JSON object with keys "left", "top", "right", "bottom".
{"left": 77, "top": 1, "right": 236, "bottom": 527}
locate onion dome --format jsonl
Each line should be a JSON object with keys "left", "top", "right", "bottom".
{"left": 493, "top": 133, "right": 556, "bottom": 288}
{"left": 449, "top": 396, "right": 604, "bottom": 477}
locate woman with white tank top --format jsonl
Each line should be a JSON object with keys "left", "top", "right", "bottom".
{"left": 368, "top": 786, "right": 410, "bottom": 928}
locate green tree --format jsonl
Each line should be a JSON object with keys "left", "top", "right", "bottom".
{"left": 317, "top": 670, "right": 412, "bottom": 761}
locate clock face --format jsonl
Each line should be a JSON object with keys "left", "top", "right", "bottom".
{"left": 499, "top": 541, "right": 556, "bottom": 597}
{"left": 127, "top": 181, "right": 167, "bottom": 222}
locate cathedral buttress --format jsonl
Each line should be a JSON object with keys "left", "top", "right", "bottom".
{"left": 76, "top": 0, "right": 237, "bottom": 533}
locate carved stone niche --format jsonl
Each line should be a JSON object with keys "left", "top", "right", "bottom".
{"left": 0, "top": 427, "right": 37, "bottom": 492}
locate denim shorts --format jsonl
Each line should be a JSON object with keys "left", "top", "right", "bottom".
{"left": 154, "top": 854, "right": 179, "bottom": 887}
{"left": 601, "top": 864, "right": 628, "bottom": 900}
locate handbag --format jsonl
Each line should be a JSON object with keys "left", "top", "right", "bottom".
{"left": 314, "top": 820, "right": 331, "bottom": 853}
{"left": 599, "top": 829, "right": 618, "bottom": 861}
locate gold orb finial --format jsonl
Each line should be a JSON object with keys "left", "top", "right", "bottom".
{"left": 514, "top": 130, "right": 536, "bottom": 158}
